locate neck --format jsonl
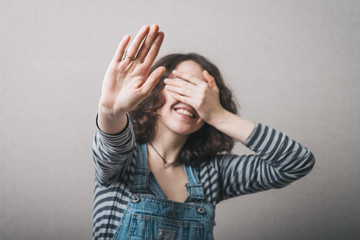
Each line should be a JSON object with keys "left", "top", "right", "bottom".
{"left": 149, "top": 125, "right": 188, "bottom": 166}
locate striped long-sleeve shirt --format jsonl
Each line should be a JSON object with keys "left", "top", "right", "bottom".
{"left": 92, "top": 116, "right": 315, "bottom": 239}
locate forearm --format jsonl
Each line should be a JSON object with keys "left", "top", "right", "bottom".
{"left": 93, "top": 114, "right": 135, "bottom": 185}
{"left": 208, "top": 109, "right": 255, "bottom": 143}
{"left": 216, "top": 122, "right": 315, "bottom": 201}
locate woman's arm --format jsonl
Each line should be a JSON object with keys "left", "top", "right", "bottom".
{"left": 206, "top": 109, "right": 255, "bottom": 143}
{"left": 214, "top": 122, "right": 315, "bottom": 202}
{"left": 93, "top": 114, "right": 135, "bottom": 186}
{"left": 93, "top": 25, "right": 165, "bottom": 185}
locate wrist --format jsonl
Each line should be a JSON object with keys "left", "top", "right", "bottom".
{"left": 98, "top": 102, "right": 127, "bottom": 120}
{"left": 205, "top": 110, "right": 255, "bottom": 143}
{"left": 97, "top": 103, "right": 128, "bottom": 134}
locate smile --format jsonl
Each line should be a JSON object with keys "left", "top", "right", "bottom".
{"left": 175, "top": 108, "right": 196, "bottom": 118}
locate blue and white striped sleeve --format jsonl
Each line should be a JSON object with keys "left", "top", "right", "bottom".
{"left": 215, "top": 122, "right": 315, "bottom": 202}
{"left": 92, "top": 114, "right": 136, "bottom": 186}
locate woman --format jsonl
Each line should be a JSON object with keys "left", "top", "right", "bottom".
{"left": 92, "top": 24, "right": 315, "bottom": 239}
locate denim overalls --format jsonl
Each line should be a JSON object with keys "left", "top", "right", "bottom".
{"left": 113, "top": 144, "right": 215, "bottom": 240}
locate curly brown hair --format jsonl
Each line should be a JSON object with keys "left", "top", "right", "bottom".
{"left": 129, "top": 53, "right": 239, "bottom": 166}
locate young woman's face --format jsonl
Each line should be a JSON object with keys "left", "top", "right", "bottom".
{"left": 156, "top": 60, "right": 206, "bottom": 136}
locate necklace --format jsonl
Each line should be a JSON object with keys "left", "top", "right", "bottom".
{"left": 148, "top": 142, "right": 177, "bottom": 169}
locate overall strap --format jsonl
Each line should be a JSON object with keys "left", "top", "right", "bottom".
{"left": 133, "top": 143, "right": 151, "bottom": 192}
{"left": 184, "top": 165, "right": 205, "bottom": 200}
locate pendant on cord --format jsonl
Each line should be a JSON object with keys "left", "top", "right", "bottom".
{"left": 149, "top": 142, "right": 177, "bottom": 169}
{"left": 164, "top": 162, "right": 176, "bottom": 169}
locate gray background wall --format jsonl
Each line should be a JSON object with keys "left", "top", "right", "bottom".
{"left": 1, "top": 0, "right": 359, "bottom": 239}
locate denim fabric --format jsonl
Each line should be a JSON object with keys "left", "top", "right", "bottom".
{"left": 113, "top": 144, "right": 215, "bottom": 240}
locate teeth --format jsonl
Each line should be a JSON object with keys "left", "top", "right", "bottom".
{"left": 175, "top": 109, "right": 195, "bottom": 118}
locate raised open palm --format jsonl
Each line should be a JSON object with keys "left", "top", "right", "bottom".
{"left": 98, "top": 25, "right": 165, "bottom": 133}
{"left": 100, "top": 24, "right": 165, "bottom": 117}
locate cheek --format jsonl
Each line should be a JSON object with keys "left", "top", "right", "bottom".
{"left": 157, "top": 91, "right": 172, "bottom": 112}
{"left": 194, "top": 120, "right": 205, "bottom": 131}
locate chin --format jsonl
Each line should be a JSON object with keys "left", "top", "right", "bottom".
{"left": 170, "top": 122, "right": 205, "bottom": 136}
{"left": 156, "top": 106, "right": 205, "bottom": 136}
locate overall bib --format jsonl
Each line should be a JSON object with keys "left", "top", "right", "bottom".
{"left": 113, "top": 144, "right": 215, "bottom": 240}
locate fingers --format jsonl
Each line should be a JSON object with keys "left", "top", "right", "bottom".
{"left": 141, "top": 66, "right": 166, "bottom": 94}
{"left": 124, "top": 25, "right": 150, "bottom": 61}
{"left": 165, "top": 84, "right": 190, "bottom": 97}
{"left": 112, "top": 25, "right": 164, "bottom": 69}
{"left": 171, "top": 69, "right": 218, "bottom": 90}
{"left": 112, "top": 35, "right": 131, "bottom": 62}
{"left": 172, "top": 70, "right": 205, "bottom": 86}
{"left": 170, "top": 92, "right": 192, "bottom": 105}
{"left": 136, "top": 24, "right": 160, "bottom": 62}
{"left": 164, "top": 78, "right": 193, "bottom": 96}
{"left": 141, "top": 31, "right": 165, "bottom": 66}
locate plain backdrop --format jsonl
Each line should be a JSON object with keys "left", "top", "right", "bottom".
{"left": 1, "top": 0, "right": 359, "bottom": 239}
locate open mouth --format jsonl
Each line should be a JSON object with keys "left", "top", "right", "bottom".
{"left": 174, "top": 108, "right": 196, "bottom": 119}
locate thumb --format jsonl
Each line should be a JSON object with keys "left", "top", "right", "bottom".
{"left": 203, "top": 70, "right": 218, "bottom": 89}
{"left": 141, "top": 66, "right": 166, "bottom": 94}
